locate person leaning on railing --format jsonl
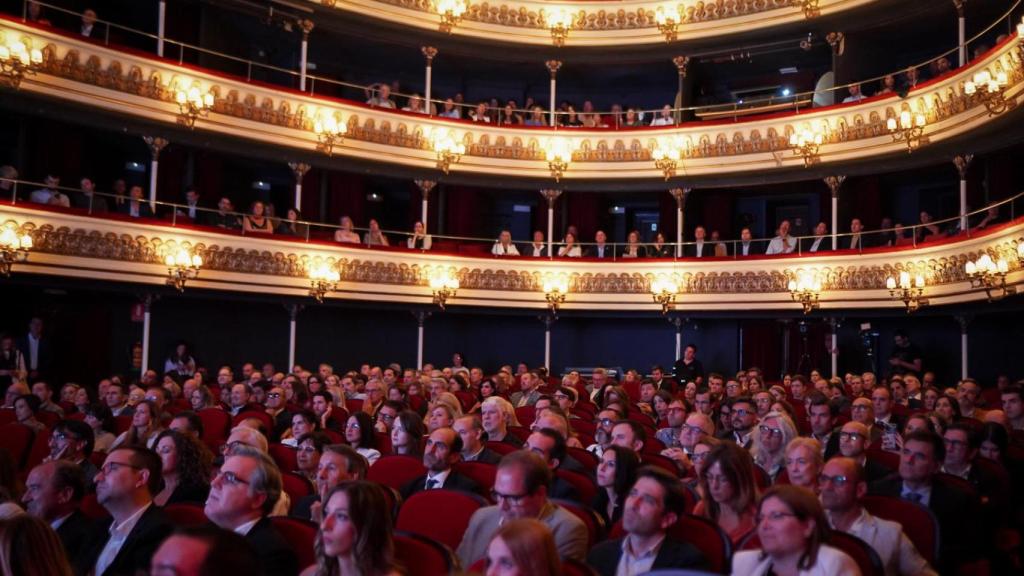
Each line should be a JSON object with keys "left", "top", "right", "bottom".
{"left": 492, "top": 230, "right": 520, "bottom": 256}
{"left": 242, "top": 201, "right": 274, "bottom": 234}
{"left": 406, "top": 221, "right": 431, "bottom": 250}
{"left": 334, "top": 216, "right": 360, "bottom": 244}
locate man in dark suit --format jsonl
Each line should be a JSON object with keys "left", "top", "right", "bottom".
{"left": 17, "top": 316, "right": 52, "bottom": 383}
{"left": 23, "top": 460, "right": 94, "bottom": 562}
{"left": 837, "top": 421, "right": 893, "bottom": 483}
{"left": 802, "top": 221, "right": 831, "bottom": 253}
{"left": 292, "top": 444, "right": 368, "bottom": 522}
{"left": 525, "top": 429, "right": 582, "bottom": 502}
{"left": 76, "top": 447, "right": 173, "bottom": 576}
{"left": 72, "top": 178, "right": 109, "bottom": 213}
{"left": 119, "top": 185, "right": 155, "bottom": 219}
{"left": 684, "top": 226, "right": 712, "bottom": 258}
{"left": 455, "top": 415, "right": 502, "bottom": 464}
{"left": 588, "top": 467, "right": 707, "bottom": 575}
{"left": 808, "top": 393, "right": 842, "bottom": 461}
{"left": 205, "top": 446, "right": 299, "bottom": 576}
{"left": 869, "top": 430, "right": 985, "bottom": 574}
{"left": 585, "top": 230, "right": 612, "bottom": 258}
{"left": 401, "top": 427, "right": 479, "bottom": 500}
{"left": 871, "top": 387, "right": 906, "bottom": 448}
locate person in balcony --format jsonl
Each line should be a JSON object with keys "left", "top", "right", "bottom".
{"left": 206, "top": 196, "right": 240, "bottom": 229}
{"left": 492, "top": 230, "right": 520, "bottom": 256}
{"left": 80, "top": 9, "right": 98, "bottom": 38}
{"left": 917, "top": 211, "right": 943, "bottom": 243}
{"left": 645, "top": 231, "right": 668, "bottom": 258}
{"left": 366, "top": 83, "right": 396, "bottom": 108}
{"left": 498, "top": 101, "right": 523, "bottom": 126}
{"left": 527, "top": 230, "right": 546, "bottom": 257}
{"left": 406, "top": 221, "right": 432, "bottom": 250}
{"left": 363, "top": 218, "right": 389, "bottom": 246}
{"left": 650, "top": 105, "right": 675, "bottom": 126}
{"left": 401, "top": 94, "right": 426, "bottom": 114}
{"left": 620, "top": 230, "right": 648, "bottom": 258}
{"left": 686, "top": 226, "right": 712, "bottom": 258}
{"left": 560, "top": 105, "right": 584, "bottom": 127}
{"left": 579, "top": 101, "right": 601, "bottom": 128}
{"left": 802, "top": 222, "right": 830, "bottom": 253}
{"left": 842, "top": 83, "right": 865, "bottom": 103}
{"left": 242, "top": 201, "right": 274, "bottom": 234}
{"left": 973, "top": 205, "right": 1004, "bottom": 231}
{"left": 73, "top": 177, "right": 109, "bottom": 213}
{"left": 847, "top": 218, "right": 865, "bottom": 250}
{"left": 121, "top": 185, "right": 154, "bottom": 219}
{"left": 623, "top": 108, "right": 644, "bottom": 127}
{"left": 557, "top": 231, "right": 582, "bottom": 257}
{"left": 276, "top": 208, "right": 307, "bottom": 238}
{"left": 470, "top": 102, "right": 491, "bottom": 123}
{"left": 438, "top": 98, "right": 461, "bottom": 119}
{"left": 765, "top": 220, "right": 796, "bottom": 255}
{"left": 30, "top": 175, "right": 70, "bottom": 207}
{"left": 524, "top": 106, "right": 546, "bottom": 126}
{"left": 334, "top": 215, "right": 360, "bottom": 243}
{"left": 877, "top": 74, "right": 897, "bottom": 96}
{"left": 586, "top": 230, "right": 611, "bottom": 258}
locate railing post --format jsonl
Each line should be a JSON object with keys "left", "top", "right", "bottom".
{"left": 546, "top": 60, "right": 561, "bottom": 127}
{"left": 157, "top": 0, "right": 166, "bottom": 57}
{"left": 415, "top": 179, "right": 437, "bottom": 233}
{"left": 673, "top": 56, "right": 690, "bottom": 124}
{"left": 541, "top": 189, "right": 562, "bottom": 257}
{"left": 422, "top": 46, "right": 437, "bottom": 116}
{"left": 954, "top": 0, "right": 966, "bottom": 67}
{"left": 142, "top": 136, "right": 168, "bottom": 212}
{"left": 824, "top": 175, "right": 846, "bottom": 250}
{"left": 298, "top": 19, "right": 313, "bottom": 92}
{"left": 954, "top": 154, "right": 973, "bottom": 232}
{"left": 289, "top": 162, "right": 311, "bottom": 211}
{"left": 669, "top": 187, "right": 689, "bottom": 258}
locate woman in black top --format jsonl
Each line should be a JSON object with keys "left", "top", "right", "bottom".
{"left": 591, "top": 445, "right": 640, "bottom": 526}
{"left": 153, "top": 429, "right": 213, "bottom": 506}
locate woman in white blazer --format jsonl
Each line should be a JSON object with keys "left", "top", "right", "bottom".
{"left": 732, "top": 485, "right": 860, "bottom": 576}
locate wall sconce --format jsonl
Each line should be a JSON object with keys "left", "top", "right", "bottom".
{"left": 886, "top": 108, "right": 927, "bottom": 152}
{"left": 965, "top": 253, "right": 1014, "bottom": 301}
{"left": 308, "top": 261, "right": 340, "bottom": 303}
{"left": 165, "top": 247, "right": 202, "bottom": 292}
{"left": 545, "top": 8, "right": 574, "bottom": 47}
{"left": 964, "top": 69, "right": 1010, "bottom": 115}
{"left": 429, "top": 269, "right": 460, "bottom": 309}
{"left": 650, "top": 274, "right": 680, "bottom": 314}
{"left": 314, "top": 111, "right": 347, "bottom": 156}
{"left": 544, "top": 138, "right": 573, "bottom": 182}
{"left": 433, "top": 0, "right": 469, "bottom": 33}
{"left": 886, "top": 271, "right": 927, "bottom": 313}
{"left": 652, "top": 138, "right": 682, "bottom": 180}
{"left": 799, "top": 0, "right": 820, "bottom": 18}
{"left": 542, "top": 274, "right": 569, "bottom": 314}
{"left": 0, "top": 35, "right": 42, "bottom": 89}
{"left": 1017, "top": 241, "right": 1024, "bottom": 265}
{"left": 654, "top": 4, "right": 682, "bottom": 42}
{"left": 787, "top": 270, "right": 822, "bottom": 314}
{"left": 0, "top": 225, "right": 32, "bottom": 277}
{"left": 174, "top": 84, "right": 214, "bottom": 129}
{"left": 431, "top": 129, "right": 466, "bottom": 174}
{"left": 789, "top": 125, "right": 825, "bottom": 167}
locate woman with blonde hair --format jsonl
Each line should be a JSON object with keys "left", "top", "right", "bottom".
{"left": 752, "top": 411, "right": 799, "bottom": 482}
{"left": 0, "top": 514, "right": 73, "bottom": 576}
{"left": 484, "top": 518, "right": 561, "bottom": 576}
{"left": 783, "top": 437, "right": 823, "bottom": 492}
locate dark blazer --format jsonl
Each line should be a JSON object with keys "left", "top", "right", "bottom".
{"left": 684, "top": 242, "right": 713, "bottom": 258}
{"left": 72, "top": 193, "right": 109, "bottom": 213}
{"left": 75, "top": 504, "right": 173, "bottom": 576}
{"left": 587, "top": 536, "right": 707, "bottom": 576}
{"left": 205, "top": 211, "right": 241, "bottom": 230}
{"left": 119, "top": 201, "right": 155, "bottom": 219}
{"left": 56, "top": 509, "right": 95, "bottom": 565}
{"left": 291, "top": 493, "right": 319, "bottom": 521}
{"left": 464, "top": 447, "right": 502, "bottom": 465}
{"left": 585, "top": 245, "right": 613, "bottom": 259}
{"left": 401, "top": 471, "right": 480, "bottom": 501}
{"left": 820, "top": 431, "right": 841, "bottom": 461}
{"left": 869, "top": 475, "right": 982, "bottom": 570}
{"left": 16, "top": 333, "right": 53, "bottom": 379}
{"left": 802, "top": 235, "right": 832, "bottom": 253}
{"left": 244, "top": 516, "right": 300, "bottom": 576}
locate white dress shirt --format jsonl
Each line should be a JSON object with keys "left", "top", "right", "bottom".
{"left": 831, "top": 508, "right": 937, "bottom": 576}
{"left": 95, "top": 503, "right": 151, "bottom": 576}
{"left": 27, "top": 333, "right": 39, "bottom": 370}
{"left": 531, "top": 244, "right": 545, "bottom": 257}
{"left": 233, "top": 517, "right": 261, "bottom": 536}
{"left": 616, "top": 533, "right": 665, "bottom": 576}
{"left": 425, "top": 468, "right": 452, "bottom": 490}
{"left": 809, "top": 236, "right": 825, "bottom": 252}
{"left": 491, "top": 242, "right": 520, "bottom": 256}
{"left": 766, "top": 235, "right": 796, "bottom": 254}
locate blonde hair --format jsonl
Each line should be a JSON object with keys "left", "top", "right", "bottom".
{"left": 489, "top": 518, "right": 560, "bottom": 576}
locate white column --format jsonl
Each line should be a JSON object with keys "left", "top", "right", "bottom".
{"left": 143, "top": 136, "right": 168, "bottom": 212}
{"left": 546, "top": 60, "right": 561, "bottom": 127}
{"left": 824, "top": 176, "right": 845, "bottom": 250}
{"left": 287, "top": 305, "right": 299, "bottom": 370}
{"left": 415, "top": 180, "right": 436, "bottom": 232}
{"left": 289, "top": 162, "right": 310, "bottom": 211}
{"left": 669, "top": 188, "right": 688, "bottom": 257}
{"left": 671, "top": 317, "right": 683, "bottom": 361}
{"left": 830, "top": 318, "right": 839, "bottom": 378}
{"left": 140, "top": 296, "right": 153, "bottom": 374}
{"left": 414, "top": 311, "right": 430, "bottom": 370}
{"left": 541, "top": 189, "right": 562, "bottom": 257}
{"left": 422, "top": 47, "right": 437, "bottom": 116}
{"left": 954, "top": 154, "right": 973, "bottom": 231}
{"left": 958, "top": 316, "right": 969, "bottom": 380}
{"left": 157, "top": 0, "right": 166, "bottom": 57}
{"left": 298, "top": 21, "right": 313, "bottom": 92}
{"left": 955, "top": 1, "right": 966, "bottom": 67}
{"left": 542, "top": 315, "right": 555, "bottom": 369}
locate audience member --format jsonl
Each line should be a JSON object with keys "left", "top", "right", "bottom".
{"left": 151, "top": 525, "right": 262, "bottom": 576}
{"left": 303, "top": 481, "right": 400, "bottom": 576}
{"left": 0, "top": 514, "right": 74, "bottom": 576}
{"left": 695, "top": 442, "right": 759, "bottom": 544}
{"left": 153, "top": 430, "right": 212, "bottom": 506}
{"left": 22, "top": 460, "right": 91, "bottom": 561}
{"left": 294, "top": 444, "right": 367, "bottom": 523}
{"left": 592, "top": 445, "right": 640, "bottom": 526}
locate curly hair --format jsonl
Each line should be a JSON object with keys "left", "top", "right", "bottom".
{"left": 154, "top": 429, "right": 213, "bottom": 488}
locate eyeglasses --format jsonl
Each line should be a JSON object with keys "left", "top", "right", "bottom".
{"left": 267, "top": 392, "right": 282, "bottom": 399}
{"left": 553, "top": 394, "right": 569, "bottom": 400}
{"left": 943, "top": 438, "right": 968, "bottom": 449}
{"left": 379, "top": 413, "right": 396, "bottom": 422}
{"left": 691, "top": 451, "right": 709, "bottom": 462}
{"left": 682, "top": 425, "right": 706, "bottom": 435}
{"left": 756, "top": 511, "right": 798, "bottom": 524}
{"left": 598, "top": 418, "right": 616, "bottom": 426}
{"left": 51, "top": 432, "right": 76, "bottom": 442}
{"left": 491, "top": 489, "right": 531, "bottom": 505}
{"left": 297, "top": 446, "right": 318, "bottom": 454}
{"left": 215, "top": 470, "right": 251, "bottom": 486}
{"left": 817, "top": 473, "right": 850, "bottom": 487}
{"left": 347, "top": 422, "right": 361, "bottom": 430}
{"left": 732, "top": 409, "right": 751, "bottom": 418}
{"left": 839, "top": 432, "right": 864, "bottom": 441}
{"left": 100, "top": 462, "right": 141, "bottom": 475}
{"left": 759, "top": 425, "right": 783, "bottom": 437}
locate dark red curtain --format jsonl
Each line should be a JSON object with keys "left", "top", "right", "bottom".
{"left": 443, "top": 185, "right": 481, "bottom": 238}
{"left": 326, "top": 172, "right": 365, "bottom": 226}
{"left": 741, "top": 320, "right": 782, "bottom": 381}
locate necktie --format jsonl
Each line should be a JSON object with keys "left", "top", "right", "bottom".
{"left": 426, "top": 478, "right": 438, "bottom": 490}
{"left": 904, "top": 492, "right": 922, "bottom": 503}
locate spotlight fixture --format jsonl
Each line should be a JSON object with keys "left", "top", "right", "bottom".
{"left": 886, "top": 108, "right": 927, "bottom": 152}
{"left": 964, "top": 68, "right": 1011, "bottom": 115}
{"left": 313, "top": 111, "right": 347, "bottom": 156}
{"left": 787, "top": 270, "right": 822, "bottom": 314}
{"left": 965, "top": 253, "right": 1015, "bottom": 301}
{"left": 542, "top": 274, "right": 570, "bottom": 314}
{"left": 308, "top": 261, "right": 340, "bottom": 303}
{"left": 164, "top": 247, "right": 203, "bottom": 292}
{"left": 0, "top": 225, "right": 32, "bottom": 277}
{"left": 429, "top": 269, "right": 460, "bottom": 309}
{"left": 430, "top": 129, "right": 466, "bottom": 174}
{"left": 174, "top": 84, "right": 214, "bottom": 129}
{"left": 545, "top": 7, "right": 574, "bottom": 47}
{"left": 433, "top": 0, "right": 469, "bottom": 33}
{"left": 0, "top": 35, "right": 42, "bottom": 89}
{"left": 886, "top": 271, "right": 927, "bottom": 313}
{"left": 650, "top": 274, "right": 680, "bottom": 314}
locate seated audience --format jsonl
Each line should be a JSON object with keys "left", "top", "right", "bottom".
{"left": 0, "top": 514, "right": 75, "bottom": 576}
{"left": 454, "top": 414, "right": 502, "bottom": 464}
{"left": 14, "top": 393, "right": 46, "bottom": 433}
{"left": 592, "top": 445, "right": 640, "bottom": 526}
{"left": 765, "top": 220, "right": 796, "bottom": 254}
{"left": 400, "top": 427, "right": 478, "bottom": 499}
{"left": 295, "top": 431, "right": 330, "bottom": 483}
{"left": 242, "top": 201, "right": 274, "bottom": 234}
{"left": 480, "top": 396, "right": 520, "bottom": 444}
{"left": 363, "top": 219, "right": 389, "bottom": 246}
{"left": 151, "top": 525, "right": 261, "bottom": 576}
{"left": 111, "top": 400, "right": 164, "bottom": 450}
{"left": 390, "top": 410, "right": 426, "bottom": 457}
{"left": 732, "top": 485, "right": 859, "bottom": 575}
{"left": 406, "top": 221, "right": 432, "bottom": 250}
{"left": 84, "top": 402, "right": 117, "bottom": 453}
{"left": 491, "top": 230, "right": 520, "bottom": 256}
{"left": 695, "top": 442, "right": 759, "bottom": 544}
{"left": 752, "top": 411, "right": 798, "bottom": 482}
{"left": 45, "top": 419, "right": 99, "bottom": 488}
{"left": 153, "top": 430, "right": 212, "bottom": 506}
{"left": 22, "top": 460, "right": 92, "bottom": 561}
{"left": 293, "top": 444, "right": 367, "bottom": 523}
{"left": 557, "top": 232, "right": 582, "bottom": 258}
{"left": 783, "top": 437, "right": 823, "bottom": 492}
{"left": 302, "top": 481, "right": 400, "bottom": 576}
{"left": 276, "top": 208, "right": 308, "bottom": 238}
{"left": 345, "top": 412, "right": 380, "bottom": 465}
{"left": 282, "top": 410, "right": 319, "bottom": 448}
{"left": 334, "top": 216, "right": 360, "bottom": 243}
{"left": 121, "top": 185, "right": 154, "bottom": 218}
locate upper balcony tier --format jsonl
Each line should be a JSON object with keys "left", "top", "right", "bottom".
{"left": 2, "top": 15, "right": 1024, "bottom": 189}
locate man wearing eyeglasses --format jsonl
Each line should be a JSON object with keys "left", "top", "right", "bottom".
{"left": 264, "top": 386, "right": 291, "bottom": 441}
{"left": 45, "top": 419, "right": 99, "bottom": 490}
{"left": 836, "top": 421, "right": 890, "bottom": 484}
{"left": 76, "top": 447, "right": 172, "bottom": 576}
{"left": 728, "top": 397, "right": 758, "bottom": 450}
{"left": 454, "top": 415, "right": 501, "bottom": 464}
{"left": 820, "top": 457, "right": 937, "bottom": 576}
{"left": 655, "top": 399, "right": 688, "bottom": 448}
{"left": 456, "top": 450, "right": 587, "bottom": 567}
{"left": 204, "top": 446, "right": 299, "bottom": 576}
{"left": 662, "top": 413, "right": 714, "bottom": 476}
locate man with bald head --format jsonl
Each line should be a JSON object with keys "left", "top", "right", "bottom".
{"left": 838, "top": 421, "right": 891, "bottom": 483}
{"left": 850, "top": 397, "right": 881, "bottom": 444}
{"left": 662, "top": 413, "right": 714, "bottom": 475}
{"left": 820, "top": 457, "right": 937, "bottom": 576}
{"left": 400, "top": 427, "right": 478, "bottom": 500}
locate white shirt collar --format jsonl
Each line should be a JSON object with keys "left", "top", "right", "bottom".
{"left": 110, "top": 502, "right": 151, "bottom": 539}
{"left": 426, "top": 468, "right": 452, "bottom": 488}
{"left": 233, "top": 517, "right": 261, "bottom": 536}
{"left": 50, "top": 512, "right": 74, "bottom": 530}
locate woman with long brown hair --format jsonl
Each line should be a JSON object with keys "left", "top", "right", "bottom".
{"left": 694, "top": 441, "right": 760, "bottom": 544}
{"left": 303, "top": 481, "right": 401, "bottom": 576}
{"left": 484, "top": 518, "right": 561, "bottom": 576}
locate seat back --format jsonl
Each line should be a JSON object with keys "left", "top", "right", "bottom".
{"left": 197, "top": 409, "right": 231, "bottom": 446}
{"left": 269, "top": 516, "right": 317, "bottom": 570}
{"left": 861, "top": 494, "right": 939, "bottom": 566}
{"left": 79, "top": 493, "right": 111, "bottom": 520}
{"left": 513, "top": 407, "right": 535, "bottom": 427}
{"left": 865, "top": 447, "right": 900, "bottom": 472}
{"left": 395, "top": 489, "right": 488, "bottom": 550}
{"left": 617, "top": 514, "right": 732, "bottom": 574}
{"left": 114, "top": 415, "right": 133, "bottom": 434}
{"left": 232, "top": 410, "right": 273, "bottom": 433}
{"left": 563, "top": 558, "right": 599, "bottom": 576}
{"left": 394, "top": 531, "right": 456, "bottom": 576}
{"left": 555, "top": 468, "right": 598, "bottom": 504}
{"left": 280, "top": 472, "right": 314, "bottom": 503}
{"left": 24, "top": 427, "right": 52, "bottom": 473}
{"left": 164, "top": 503, "right": 208, "bottom": 527}
{"left": 566, "top": 447, "right": 599, "bottom": 471}
{"left": 454, "top": 461, "right": 497, "bottom": 494}
{"left": 830, "top": 531, "right": 886, "bottom": 576}
{"left": 0, "top": 424, "right": 35, "bottom": 468}
{"left": 268, "top": 443, "right": 298, "bottom": 473}
{"left": 551, "top": 499, "right": 606, "bottom": 548}
{"left": 366, "top": 456, "right": 426, "bottom": 491}
{"left": 485, "top": 441, "right": 518, "bottom": 456}
{"left": 642, "top": 452, "right": 682, "bottom": 477}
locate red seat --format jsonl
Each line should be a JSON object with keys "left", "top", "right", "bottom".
{"left": 395, "top": 489, "right": 488, "bottom": 550}
{"left": 164, "top": 503, "right": 208, "bottom": 527}
{"left": 454, "top": 461, "right": 497, "bottom": 494}
{"left": 280, "top": 472, "right": 314, "bottom": 503}
{"left": 861, "top": 495, "right": 939, "bottom": 566}
{"left": 831, "top": 530, "right": 886, "bottom": 576}
{"left": 36, "top": 411, "right": 59, "bottom": 429}
{"left": 375, "top": 431, "right": 392, "bottom": 455}
{"left": 197, "top": 409, "right": 231, "bottom": 447}
{"left": 0, "top": 409, "right": 15, "bottom": 426}
{"left": 89, "top": 451, "right": 107, "bottom": 468}
{"left": 774, "top": 469, "right": 791, "bottom": 485}
{"left": 752, "top": 464, "right": 771, "bottom": 490}
{"left": 552, "top": 498, "right": 606, "bottom": 548}
{"left": 556, "top": 468, "right": 598, "bottom": 504}
{"left": 328, "top": 408, "right": 350, "bottom": 431}
{"left": 453, "top": 391, "right": 476, "bottom": 413}
{"left": 344, "top": 399, "right": 363, "bottom": 413}
{"left": 570, "top": 418, "right": 597, "bottom": 437}
{"left": 24, "top": 427, "right": 52, "bottom": 474}
{"left": 114, "top": 415, "right": 133, "bottom": 434}
{"left": 0, "top": 423, "right": 35, "bottom": 468}
{"left": 79, "top": 493, "right": 111, "bottom": 520}
{"left": 506, "top": 426, "right": 530, "bottom": 443}
{"left": 470, "top": 558, "right": 598, "bottom": 576}
{"left": 269, "top": 443, "right": 298, "bottom": 474}
{"left": 394, "top": 531, "right": 457, "bottom": 576}
{"left": 269, "top": 516, "right": 317, "bottom": 570}
{"left": 485, "top": 441, "right": 518, "bottom": 456}
{"left": 514, "top": 407, "right": 536, "bottom": 427}
{"left": 232, "top": 410, "right": 273, "bottom": 434}
{"left": 865, "top": 448, "right": 900, "bottom": 472}
{"left": 366, "top": 456, "right": 426, "bottom": 492}
{"left": 615, "top": 515, "right": 732, "bottom": 574}
{"left": 66, "top": 412, "right": 86, "bottom": 422}
{"left": 641, "top": 452, "right": 682, "bottom": 477}
{"left": 642, "top": 436, "right": 666, "bottom": 454}
{"left": 566, "top": 447, "right": 599, "bottom": 471}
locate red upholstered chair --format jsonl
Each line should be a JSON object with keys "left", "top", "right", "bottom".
{"left": 24, "top": 427, "right": 52, "bottom": 473}
{"left": 281, "top": 472, "right": 314, "bottom": 503}
{"left": 270, "top": 516, "right": 317, "bottom": 571}
{"left": 642, "top": 436, "right": 667, "bottom": 454}
{"left": 269, "top": 443, "right": 298, "bottom": 473}
{"left": 322, "top": 429, "right": 343, "bottom": 444}
{"left": 752, "top": 464, "right": 771, "bottom": 491}
{"left": 774, "top": 469, "right": 791, "bottom": 485}
{"left": 570, "top": 418, "right": 597, "bottom": 437}
{"left": 375, "top": 431, "right": 392, "bottom": 455}
{"left": 328, "top": 408, "right": 350, "bottom": 431}
{"left": 552, "top": 499, "right": 606, "bottom": 548}
{"left": 642, "top": 453, "right": 682, "bottom": 477}
{"left": 563, "top": 558, "right": 599, "bottom": 576}
{"left": 865, "top": 448, "right": 900, "bottom": 473}
{"left": 454, "top": 461, "right": 497, "bottom": 494}
{"left": 830, "top": 531, "right": 886, "bottom": 576}
{"left": 507, "top": 426, "right": 531, "bottom": 443}
{"left": 197, "top": 409, "right": 231, "bottom": 446}
{"left": 164, "top": 503, "right": 208, "bottom": 527}
{"left": 555, "top": 469, "right": 598, "bottom": 505}
{"left": 861, "top": 494, "right": 939, "bottom": 566}
{"left": 89, "top": 451, "right": 107, "bottom": 468}
{"left": 0, "top": 409, "right": 14, "bottom": 426}
{"left": 114, "top": 416, "right": 133, "bottom": 434}
{"left": 394, "top": 531, "right": 457, "bottom": 576}
{"left": 514, "top": 407, "right": 535, "bottom": 427}
{"left": 566, "top": 447, "right": 599, "bottom": 471}
{"left": 36, "top": 411, "right": 59, "bottom": 429}
{"left": 0, "top": 423, "right": 35, "bottom": 467}
{"left": 485, "top": 441, "right": 518, "bottom": 456}
{"left": 79, "top": 493, "right": 111, "bottom": 520}
{"left": 395, "top": 489, "right": 488, "bottom": 550}
{"left": 366, "top": 456, "right": 426, "bottom": 492}
{"left": 344, "top": 398, "right": 363, "bottom": 414}
{"left": 611, "top": 514, "right": 732, "bottom": 573}
{"left": 232, "top": 410, "right": 273, "bottom": 433}
{"left": 66, "top": 412, "right": 86, "bottom": 422}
